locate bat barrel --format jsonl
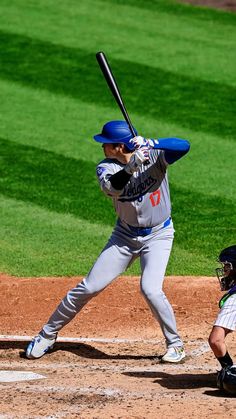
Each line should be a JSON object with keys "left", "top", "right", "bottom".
{"left": 96, "top": 51, "right": 136, "bottom": 138}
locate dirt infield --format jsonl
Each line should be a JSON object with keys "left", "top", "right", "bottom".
{"left": 0, "top": 274, "right": 236, "bottom": 418}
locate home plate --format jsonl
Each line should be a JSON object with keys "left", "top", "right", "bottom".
{"left": 0, "top": 370, "right": 46, "bottom": 383}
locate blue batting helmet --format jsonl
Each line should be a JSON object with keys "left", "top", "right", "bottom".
{"left": 93, "top": 120, "right": 137, "bottom": 151}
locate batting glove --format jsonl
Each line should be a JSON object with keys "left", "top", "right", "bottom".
{"left": 130, "top": 136, "right": 149, "bottom": 149}
{"left": 125, "top": 146, "right": 150, "bottom": 174}
{"left": 130, "top": 136, "right": 158, "bottom": 149}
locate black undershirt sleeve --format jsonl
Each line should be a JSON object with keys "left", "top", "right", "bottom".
{"left": 109, "top": 169, "right": 132, "bottom": 190}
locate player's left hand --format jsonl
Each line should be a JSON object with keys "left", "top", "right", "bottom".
{"left": 130, "top": 136, "right": 157, "bottom": 149}
{"left": 130, "top": 136, "right": 149, "bottom": 149}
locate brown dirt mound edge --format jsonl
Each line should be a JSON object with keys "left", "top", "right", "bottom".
{"left": 0, "top": 273, "right": 221, "bottom": 338}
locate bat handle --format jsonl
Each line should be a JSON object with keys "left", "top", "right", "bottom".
{"left": 96, "top": 51, "right": 149, "bottom": 164}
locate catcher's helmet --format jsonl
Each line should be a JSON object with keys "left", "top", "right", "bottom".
{"left": 217, "top": 365, "right": 236, "bottom": 395}
{"left": 93, "top": 120, "right": 137, "bottom": 151}
{"left": 216, "top": 245, "right": 236, "bottom": 291}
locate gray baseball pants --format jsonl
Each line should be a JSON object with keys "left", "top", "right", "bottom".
{"left": 41, "top": 220, "right": 183, "bottom": 348}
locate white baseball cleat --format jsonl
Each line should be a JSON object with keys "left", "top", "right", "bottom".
{"left": 26, "top": 334, "right": 56, "bottom": 359}
{"left": 161, "top": 346, "right": 186, "bottom": 363}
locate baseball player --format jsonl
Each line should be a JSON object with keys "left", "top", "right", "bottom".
{"left": 209, "top": 245, "right": 236, "bottom": 371}
{"left": 26, "top": 120, "right": 190, "bottom": 363}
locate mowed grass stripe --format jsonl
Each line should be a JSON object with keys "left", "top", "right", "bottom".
{"left": 0, "top": 195, "right": 212, "bottom": 276}
{"left": 0, "top": 196, "right": 112, "bottom": 276}
{"left": 0, "top": 79, "right": 108, "bottom": 163}
{"left": 110, "top": 0, "right": 236, "bottom": 23}
{"left": 1, "top": 137, "right": 235, "bottom": 263}
{"left": 0, "top": 0, "right": 235, "bottom": 276}
{"left": 1, "top": 0, "right": 235, "bottom": 89}
{"left": 0, "top": 30, "right": 235, "bottom": 138}
{"left": 0, "top": 137, "right": 115, "bottom": 226}
{"left": 0, "top": 78, "right": 235, "bottom": 200}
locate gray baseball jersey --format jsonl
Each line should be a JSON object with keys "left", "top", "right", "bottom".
{"left": 96, "top": 149, "right": 170, "bottom": 227}
{"left": 214, "top": 294, "right": 236, "bottom": 331}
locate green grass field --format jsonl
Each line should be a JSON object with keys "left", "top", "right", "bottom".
{"left": 0, "top": 0, "right": 235, "bottom": 277}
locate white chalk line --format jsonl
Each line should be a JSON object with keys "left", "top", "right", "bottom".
{"left": 0, "top": 382, "right": 217, "bottom": 402}
{"left": 189, "top": 342, "right": 210, "bottom": 357}
{"left": 0, "top": 334, "right": 210, "bottom": 355}
{"left": 0, "top": 340, "right": 215, "bottom": 418}
{"left": 0, "top": 333, "right": 211, "bottom": 359}
{"left": 0, "top": 341, "right": 214, "bottom": 386}
{"left": 0, "top": 334, "right": 161, "bottom": 344}
{"left": 0, "top": 361, "right": 215, "bottom": 373}
{"left": 0, "top": 383, "right": 189, "bottom": 399}
{"left": 0, "top": 334, "right": 212, "bottom": 383}
{"left": 0, "top": 384, "right": 179, "bottom": 419}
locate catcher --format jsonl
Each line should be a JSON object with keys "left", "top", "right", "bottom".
{"left": 208, "top": 245, "right": 236, "bottom": 394}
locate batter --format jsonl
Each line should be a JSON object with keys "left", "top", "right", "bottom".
{"left": 26, "top": 120, "right": 190, "bottom": 363}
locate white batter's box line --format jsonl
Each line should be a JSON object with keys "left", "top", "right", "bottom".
{"left": 188, "top": 342, "right": 210, "bottom": 357}
{"left": 0, "top": 361, "right": 216, "bottom": 373}
{"left": 0, "top": 335, "right": 162, "bottom": 344}
{"left": 1, "top": 383, "right": 214, "bottom": 402}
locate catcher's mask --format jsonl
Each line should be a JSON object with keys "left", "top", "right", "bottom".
{"left": 216, "top": 245, "right": 236, "bottom": 291}
{"left": 93, "top": 120, "right": 137, "bottom": 151}
{"left": 217, "top": 365, "right": 236, "bottom": 395}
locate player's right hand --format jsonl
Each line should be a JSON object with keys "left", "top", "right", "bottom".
{"left": 124, "top": 147, "right": 150, "bottom": 174}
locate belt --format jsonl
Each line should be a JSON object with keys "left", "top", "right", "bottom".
{"left": 125, "top": 217, "right": 171, "bottom": 237}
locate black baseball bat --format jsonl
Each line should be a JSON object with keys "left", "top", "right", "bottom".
{"left": 96, "top": 51, "right": 136, "bottom": 137}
